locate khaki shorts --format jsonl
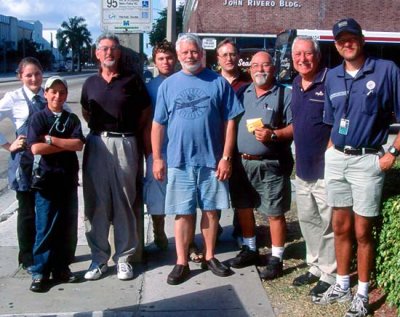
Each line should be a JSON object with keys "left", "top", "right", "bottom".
{"left": 324, "top": 147, "right": 385, "bottom": 217}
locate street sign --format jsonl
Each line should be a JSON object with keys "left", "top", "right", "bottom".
{"left": 202, "top": 38, "right": 217, "bottom": 50}
{"left": 101, "top": 0, "right": 152, "bottom": 33}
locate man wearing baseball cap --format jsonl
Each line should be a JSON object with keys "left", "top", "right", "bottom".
{"left": 315, "top": 18, "right": 400, "bottom": 317}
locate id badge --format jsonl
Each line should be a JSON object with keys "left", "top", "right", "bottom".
{"left": 338, "top": 118, "right": 349, "bottom": 135}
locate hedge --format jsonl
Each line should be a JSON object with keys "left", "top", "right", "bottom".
{"left": 375, "top": 161, "right": 400, "bottom": 311}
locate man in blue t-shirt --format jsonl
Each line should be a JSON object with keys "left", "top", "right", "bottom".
{"left": 290, "top": 36, "right": 336, "bottom": 299}
{"left": 316, "top": 18, "right": 400, "bottom": 317}
{"left": 145, "top": 40, "right": 177, "bottom": 251}
{"left": 152, "top": 33, "right": 244, "bottom": 285}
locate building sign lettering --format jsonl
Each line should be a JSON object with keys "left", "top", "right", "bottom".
{"left": 223, "top": 0, "right": 302, "bottom": 8}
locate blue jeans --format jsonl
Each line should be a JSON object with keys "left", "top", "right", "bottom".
{"left": 31, "top": 188, "right": 78, "bottom": 279}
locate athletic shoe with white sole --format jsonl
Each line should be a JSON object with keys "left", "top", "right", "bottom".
{"left": 84, "top": 263, "right": 108, "bottom": 280}
{"left": 117, "top": 262, "right": 133, "bottom": 280}
{"left": 313, "top": 283, "right": 352, "bottom": 305}
{"left": 345, "top": 294, "right": 369, "bottom": 317}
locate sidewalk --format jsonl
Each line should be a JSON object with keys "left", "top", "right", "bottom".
{"left": 0, "top": 184, "right": 274, "bottom": 317}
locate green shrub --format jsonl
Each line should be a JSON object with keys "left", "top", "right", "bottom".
{"left": 375, "top": 161, "right": 400, "bottom": 311}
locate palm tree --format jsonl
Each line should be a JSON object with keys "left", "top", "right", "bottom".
{"left": 56, "top": 16, "right": 92, "bottom": 72}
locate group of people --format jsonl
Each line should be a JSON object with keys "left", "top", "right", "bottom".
{"left": 0, "top": 16, "right": 399, "bottom": 317}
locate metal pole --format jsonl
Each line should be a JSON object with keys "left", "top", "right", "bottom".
{"left": 166, "top": 0, "right": 176, "bottom": 43}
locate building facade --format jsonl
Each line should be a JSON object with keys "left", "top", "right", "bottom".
{"left": 183, "top": 0, "right": 400, "bottom": 72}
{"left": 183, "top": 0, "right": 400, "bottom": 35}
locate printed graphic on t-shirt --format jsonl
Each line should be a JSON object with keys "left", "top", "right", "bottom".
{"left": 175, "top": 88, "right": 210, "bottom": 120}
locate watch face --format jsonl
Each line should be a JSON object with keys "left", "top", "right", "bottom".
{"left": 389, "top": 146, "right": 399, "bottom": 156}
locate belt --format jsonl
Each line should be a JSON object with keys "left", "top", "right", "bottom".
{"left": 334, "top": 146, "right": 379, "bottom": 155}
{"left": 240, "top": 153, "right": 267, "bottom": 160}
{"left": 93, "top": 131, "right": 135, "bottom": 138}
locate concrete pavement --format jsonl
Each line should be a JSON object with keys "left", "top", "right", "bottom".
{"left": 0, "top": 183, "right": 275, "bottom": 317}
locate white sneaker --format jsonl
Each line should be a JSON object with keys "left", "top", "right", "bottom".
{"left": 84, "top": 263, "right": 108, "bottom": 280}
{"left": 117, "top": 262, "right": 133, "bottom": 280}
{"left": 345, "top": 294, "right": 369, "bottom": 317}
{"left": 313, "top": 283, "right": 352, "bottom": 305}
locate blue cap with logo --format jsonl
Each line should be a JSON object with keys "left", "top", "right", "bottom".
{"left": 332, "top": 18, "right": 363, "bottom": 39}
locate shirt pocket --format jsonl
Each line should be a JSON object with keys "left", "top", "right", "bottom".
{"left": 361, "top": 89, "right": 379, "bottom": 115}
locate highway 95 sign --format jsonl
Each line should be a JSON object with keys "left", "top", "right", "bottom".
{"left": 101, "top": 0, "right": 152, "bottom": 33}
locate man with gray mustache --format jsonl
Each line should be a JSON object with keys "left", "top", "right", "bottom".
{"left": 228, "top": 51, "right": 294, "bottom": 280}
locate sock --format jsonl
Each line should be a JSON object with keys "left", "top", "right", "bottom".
{"left": 242, "top": 236, "right": 256, "bottom": 251}
{"left": 336, "top": 274, "right": 350, "bottom": 290}
{"left": 271, "top": 245, "right": 284, "bottom": 261}
{"left": 357, "top": 280, "right": 369, "bottom": 298}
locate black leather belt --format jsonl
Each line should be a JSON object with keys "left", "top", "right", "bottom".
{"left": 334, "top": 146, "right": 379, "bottom": 155}
{"left": 92, "top": 131, "right": 135, "bottom": 138}
{"left": 241, "top": 153, "right": 267, "bottom": 160}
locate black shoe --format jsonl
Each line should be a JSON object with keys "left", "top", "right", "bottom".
{"left": 201, "top": 258, "right": 232, "bottom": 277}
{"left": 228, "top": 245, "right": 259, "bottom": 268}
{"left": 292, "top": 271, "right": 319, "bottom": 286}
{"left": 309, "top": 280, "right": 332, "bottom": 297}
{"left": 167, "top": 264, "right": 190, "bottom": 285}
{"left": 259, "top": 256, "right": 283, "bottom": 280}
{"left": 30, "top": 278, "right": 48, "bottom": 293}
{"left": 53, "top": 270, "right": 78, "bottom": 283}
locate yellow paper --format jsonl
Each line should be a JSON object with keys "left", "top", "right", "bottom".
{"left": 246, "top": 118, "right": 264, "bottom": 133}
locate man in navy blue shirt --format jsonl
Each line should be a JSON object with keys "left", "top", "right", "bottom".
{"left": 317, "top": 18, "right": 400, "bottom": 317}
{"left": 290, "top": 36, "right": 336, "bottom": 299}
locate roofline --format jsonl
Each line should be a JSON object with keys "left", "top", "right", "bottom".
{"left": 296, "top": 29, "right": 400, "bottom": 43}
{"left": 189, "top": 30, "right": 400, "bottom": 44}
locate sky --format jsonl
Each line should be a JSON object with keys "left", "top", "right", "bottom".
{"left": 0, "top": 0, "right": 185, "bottom": 55}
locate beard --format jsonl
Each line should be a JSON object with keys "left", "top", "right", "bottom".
{"left": 254, "top": 72, "right": 269, "bottom": 86}
{"left": 181, "top": 60, "right": 202, "bottom": 73}
{"left": 103, "top": 59, "right": 116, "bottom": 68}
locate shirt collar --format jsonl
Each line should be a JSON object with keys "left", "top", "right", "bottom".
{"left": 23, "top": 86, "right": 44, "bottom": 101}
{"left": 294, "top": 67, "right": 328, "bottom": 89}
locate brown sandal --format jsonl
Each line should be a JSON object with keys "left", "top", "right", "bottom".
{"left": 188, "top": 242, "right": 203, "bottom": 263}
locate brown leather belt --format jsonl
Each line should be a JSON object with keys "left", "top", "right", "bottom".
{"left": 240, "top": 153, "right": 266, "bottom": 160}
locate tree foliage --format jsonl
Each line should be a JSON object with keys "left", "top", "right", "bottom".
{"left": 149, "top": 5, "right": 184, "bottom": 47}
{"left": 56, "top": 16, "right": 92, "bottom": 71}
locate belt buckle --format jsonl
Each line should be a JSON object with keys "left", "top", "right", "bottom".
{"left": 343, "top": 145, "right": 353, "bottom": 155}
{"left": 101, "top": 131, "right": 108, "bottom": 137}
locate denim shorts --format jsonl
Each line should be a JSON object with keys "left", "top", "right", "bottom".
{"left": 144, "top": 154, "right": 167, "bottom": 215}
{"left": 165, "top": 166, "right": 230, "bottom": 215}
{"left": 324, "top": 147, "right": 385, "bottom": 217}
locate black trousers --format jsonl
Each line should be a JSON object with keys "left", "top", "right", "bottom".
{"left": 16, "top": 191, "right": 36, "bottom": 267}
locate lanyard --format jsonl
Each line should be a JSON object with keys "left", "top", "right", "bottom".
{"left": 342, "top": 76, "right": 354, "bottom": 119}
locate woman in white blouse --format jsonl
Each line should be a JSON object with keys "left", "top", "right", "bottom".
{"left": 0, "top": 57, "right": 45, "bottom": 271}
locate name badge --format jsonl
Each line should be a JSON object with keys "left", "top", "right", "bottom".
{"left": 339, "top": 118, "right": 349, "bottom": 135}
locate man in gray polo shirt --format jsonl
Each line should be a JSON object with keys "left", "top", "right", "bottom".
{"left": 229, "top": 51, "right": 293, "bottom": 280}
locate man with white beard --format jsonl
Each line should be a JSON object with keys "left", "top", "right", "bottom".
{"left": 152, "top": 33, "right": 244, "bottom": 285}
{"left": 228, "top": 51, "right": 294, "bottom": 280}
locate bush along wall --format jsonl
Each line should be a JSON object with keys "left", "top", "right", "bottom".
{"left": 375, "top": 161, "right": 400, "bottom": 311}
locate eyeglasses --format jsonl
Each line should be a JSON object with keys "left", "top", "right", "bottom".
{"left": 97, "top": 45, "right": 120, "bottom": 53}
{"left": 218, "top": 52, "right": 237, "bottom": 59}
{"left": 250, "top": 62, "right": 273, "bottom": 69}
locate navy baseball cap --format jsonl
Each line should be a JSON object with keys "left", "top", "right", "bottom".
{"left": 332, "top": 18, "right": 363, "bottom": 39}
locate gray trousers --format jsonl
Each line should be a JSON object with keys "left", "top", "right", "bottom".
{"left": 295, "top": 176, "right": 336, "bottom": 284}
{"left": 83, "top": 133, "right": 139, "bottom": 264}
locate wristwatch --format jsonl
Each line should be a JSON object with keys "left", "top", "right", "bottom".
{"left": 271, "top": 132, "right": 278, "bottom": 141}
{"left": 45, "top": 135, "right": 52, "bottom": 145}
{"left": 388, "top": 145, "right": 399, "bottom": 157}
{"left": 222, "top": 156, "right": 232, "bottom": 162}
